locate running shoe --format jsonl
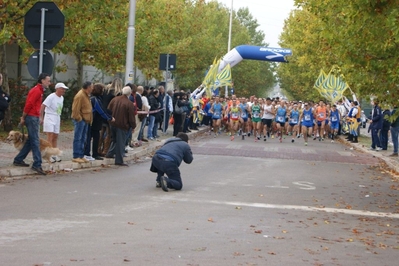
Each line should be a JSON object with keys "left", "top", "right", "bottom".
{"left": 242, "top": 134, "right": 245, "bottom": 140}
{"left": 257, "top": 136, "right": 260, "bottom": 140}
{"left": 376, "top": 147, "right": 383, "bottom": 151}
{"left": 304, "top": 142, "right": 308, "bottom": 146}
{"left": 297, "top": 134, "right": 300, "bottom": 138}
{"left": 321, "top": 138, "right": 324, "bottom": 141}
{"left": 291, "top": 139, "right": 294, "bottom": 143}
{"left": 231, "top": 136, "right": 235, "bottom": 141}
{"left": 279, "top": 137, "right": 282, "bottom": 143}
{"left": 264, "top": 137, "right": 267, "bottom": 142}
{"left": 331, "top": 140, "right": 334, "bottom": 143}
{"left": 271, "top": 135, "right": 274, "bottom": 139}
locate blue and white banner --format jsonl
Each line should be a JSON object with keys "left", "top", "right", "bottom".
{"left": 218, "top": 45, "right": 292, "bottom": 72}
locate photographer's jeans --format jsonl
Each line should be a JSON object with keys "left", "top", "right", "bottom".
{"left": 14, "top": 116, "right": 42, "bottom": 168}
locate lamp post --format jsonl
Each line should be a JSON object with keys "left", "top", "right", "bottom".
{"left": 225, "top": 0, "right": 233, "bottom": 98}
{"left": 125, "top": 0, "right": 136, "bottom": 85}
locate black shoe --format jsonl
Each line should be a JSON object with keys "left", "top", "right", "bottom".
{"left": 115, "top": 163, "right": 129, "bottom": 167}
{"left": 160, "top": 176, "right": 169, "bottom": 192}
{"left": 13, "top": 161, "right": 30, "bottom": 167}
{"left": 187, "top": 129, "right": 192, "bottom": 133}
{"left": 31, "top": 166, "right": 46, "bottom": 175}
{"left": 94, "top": 156, "right": 104, "bottom": 160}
{"left": 105, "top": 154, "right": 115, "bottom": 159}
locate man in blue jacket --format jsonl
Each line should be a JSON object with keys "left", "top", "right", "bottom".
{"left": 150, "top": 132, "right": 193, "bottom": 192}
{"left": 369, "top": 99, "right": 383, "bottom": 151}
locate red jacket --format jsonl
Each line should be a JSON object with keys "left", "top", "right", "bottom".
{"left": 24, "top": 83, "right": 44, "bottom": 117}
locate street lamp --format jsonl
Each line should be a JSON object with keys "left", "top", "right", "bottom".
{"left": 125, "top": 0, "right": 136, "bottom": 85}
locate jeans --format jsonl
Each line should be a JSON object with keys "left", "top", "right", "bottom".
{"left": 138, "top": 116, "right": 147, "bottom": 140}
{"left": 371, "top": 128, "right": 381, "bottom": 149}
{"left": 151, "top": 154, "right": 182, "bottom": 190}
{"left": 84, "top": 125, "right": 92, "bottom": 156}
{"left": 106, "top": 126, "right": 127, "bottom": 164}
{"left": 73, "top": 119, "right": 89, "bottom": 159}
{"left": 147, "top": 115, "right": 155, "bottom": 138}
{"left": 14, "top": 116, "right": 42, "bottom": 168}
{"left": 380, "top": 129, "right": 389, "bottom": 150}
{"left": 391, "top": 126, "right": 399, "bottom": 153}
{"left": 163, "top": 111, "right": 170, "bottom": 133}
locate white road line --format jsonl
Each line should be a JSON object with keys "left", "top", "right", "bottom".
{"left": 301, "top": 148, "right": 317, "bottom": 154}
{"left": 176, "top": 199, "right": 399, "bottom": 219}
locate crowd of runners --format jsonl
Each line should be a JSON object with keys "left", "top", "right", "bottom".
{"left": 200, "top": 94, "right": 360, "bottom": 146}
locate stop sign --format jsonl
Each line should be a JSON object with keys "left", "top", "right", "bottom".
{"left": 24, "top": 2, "right": 64, "bottom": 50}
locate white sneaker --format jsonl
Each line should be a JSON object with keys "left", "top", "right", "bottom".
{"left": 125, "top": 145, "right": 134, "bottom": 151}
{"left": 376, "top": 147, "right": 383, "bottom": 151}
{"left": 50, "top": 156, "right": 56, "bottom": 163}
{"left": 84, "top": 155, "right": 95, "bottom": 161}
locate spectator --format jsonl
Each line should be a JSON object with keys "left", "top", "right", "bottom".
{"left": 369, "top": 99, "right": 383, "bottom": 151}
{"left": 163, "top": 89, "right": 174, "bottom": 133}
{"left": 105, "top": 86, "right": 136, "bottom": 166}
{"left": 98, "top": 78, "right": 123, "bottom": 156}
{"left": 137, "top": 87, "right": 150, "bottom": 144}
{"left": 157, "top": 85, "right": 165, "bottom": 130}
{"left": 126, "top": 83, "right": 139, "bottom": 151}
{"left": 150, "top": 132, "right": 193, "bottom": 192}
{"left": 0, "top": 73, "right": 11, "bottom": 124}
{"left": 40, "top": 82, "right": 68, "bottom": 162}
{"left": 71, "top": 81, "right": 93, "bottom": 163}
{"left": 147, "top": 89, "right": 161, "bottom": 140}
{"left": 172, "top": 91, "right": 185, "bottom": 136}
{"left": 390, "top": 106, "right": 399, "bottom": 157}
{"left": 85, "top": 83, "right": 114, "bottom": 160}
{"left": 13, "top": 73, "right": 51, "bottom": 175}
{"left": 380, "top": 107, "right": 391, "bottom": 150}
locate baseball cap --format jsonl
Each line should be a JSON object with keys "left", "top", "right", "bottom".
{"left": 55, "top": 82, "right": 68, "bottom": 89}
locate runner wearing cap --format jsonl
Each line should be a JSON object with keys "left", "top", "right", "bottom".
{"left": 40, "top": 82, "right": 68, "bottom": 162}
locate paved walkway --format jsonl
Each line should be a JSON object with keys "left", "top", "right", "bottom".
{"left": 0, "top": 126, "right": 206, "bottom": 179}
{"left": 0, "top": 126, "right": 398, "bottom": 179}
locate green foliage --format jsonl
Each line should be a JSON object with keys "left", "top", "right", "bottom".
{"left": 279, "top": 0, "right": 399, "bottom": 114}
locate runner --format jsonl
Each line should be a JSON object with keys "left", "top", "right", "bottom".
{"left": 239, "top": 97, "right": 249, "bottom": 140}
{"left": 287, "top": 103, "right": 300, "bottom": 143}
{"left": 210, "top": 96, "right": 223, "bottom": 138}
{"left": 275, "top": 100, "right": 287, "bottom": 143}
{"left": 329, "top": 104, "right": 340, "bottom": 142}
{"left": 314, "top": 100, "right": 327, "bottom": 141}
{"left": 226, "top": 100, "right": 242, "bottom": 141}
{"left": 299, "top": 102, "right": 314, "bottom": 146}
{"left": 262, "top": 97, "right": 275, "bottom": 142}
{"left": 250, "top": 98, "right": 262, "bottom": 141}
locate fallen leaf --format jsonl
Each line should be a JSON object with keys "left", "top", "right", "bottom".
{"left": 254, "top": 230, "right": 262, "bottom": 234}
{"left": 127, "top": 222, "right": 135, "bottom": 225}
{"left": 268, "top": 252, "right": 276, "bottom": 255}
{"left": 235, "top": 206, "right": 242, "bottom": 210}
{"left": 208, "top": 218, "right": 214, "bottom": 222}
{"left": 282, "top": 230, "right": 288, "bottom": 234}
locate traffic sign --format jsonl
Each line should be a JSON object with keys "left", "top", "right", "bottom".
{"left": 159, "top": 54, "right": 176, "bottom": 70}
{"left": 27, "top": 50, "right": 54, "bottom": 78}
{"left": 24, "top": 2, "right": 65, "bottom": 50}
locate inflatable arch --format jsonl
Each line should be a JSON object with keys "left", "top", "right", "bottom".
{"left": 217, "top": 45, "right": 292, "bottom": 72}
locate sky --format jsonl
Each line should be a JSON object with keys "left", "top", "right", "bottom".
{"left": 211, "top": 0, "right": 296, "bottom": 48}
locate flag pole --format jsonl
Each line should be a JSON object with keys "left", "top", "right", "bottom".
{"left": 226, "top": 0, "right": 233, "bottom": 98}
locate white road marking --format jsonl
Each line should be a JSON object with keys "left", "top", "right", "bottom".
{"left": 226, "top": 144, "right": 242, "bottom": 149}
{"left": 292, "top": 181, "right": 316, "bottom": 190}
{"left": 264, "top": 147, "right": 278, "bottom": 152}
{"left": 174, "top": 199, "right": 399, "bottom": 219}
{"left": 301, "top": 148, "right": 317, "bottom": 154}
{"left": 207, "top": 200, "right": 399, "bottom": 219}
{"left": 336, "top": 151, "right": 353, "bottom": 156}
{"left": 265, "top": 180, "right": 289, "bottom": 189}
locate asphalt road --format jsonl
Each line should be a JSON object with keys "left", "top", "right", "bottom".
{"left": 0, "top": 132, "right": 398, "bottom": 266}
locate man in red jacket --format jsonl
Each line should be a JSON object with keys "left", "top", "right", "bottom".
{"left": 13, "top": 73, "right": 51, "bottom": 175}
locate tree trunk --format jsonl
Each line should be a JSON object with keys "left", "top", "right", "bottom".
{"left": 0, "top": 43, "right": 13, "bottom": 131}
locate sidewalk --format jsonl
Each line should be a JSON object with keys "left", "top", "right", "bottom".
{"left": 347, "top": 127, "right": 399, "bottom": 175}
{"left": 0, "top": 126, "right": 207, "bottom": 180}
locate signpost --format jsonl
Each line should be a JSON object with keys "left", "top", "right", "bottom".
{"left": 24, "top": 2, "right": 64, "bottom": 78}
{"left": 159, "top": 54, "right": 176, "bottom": 134}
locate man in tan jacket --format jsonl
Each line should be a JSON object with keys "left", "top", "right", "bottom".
{"left": 106, "top": 86, "right": 136, "bottom": 166}
{"left": 71, "top": 81, "right": 93, "bottom": 163}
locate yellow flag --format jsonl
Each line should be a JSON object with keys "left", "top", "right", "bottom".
{"left": 214, "top": 63, "right": 233, "bottom": 87}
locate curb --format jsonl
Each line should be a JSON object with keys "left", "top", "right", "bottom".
{"left": 0, "top": 129, "right": 207, "bottom": 180}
